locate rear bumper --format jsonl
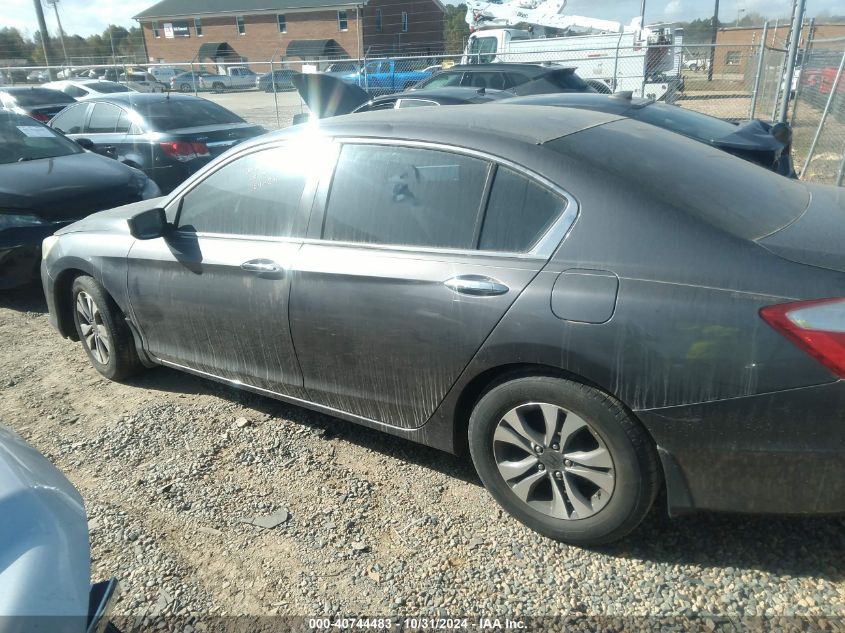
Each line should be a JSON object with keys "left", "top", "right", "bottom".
{"left": 638, "top": 381, "right": 845, "bottom": 515}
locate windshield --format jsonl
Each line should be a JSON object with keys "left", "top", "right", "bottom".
{"left": 87, "top": 82, "right": 131, "bottom": 93}
{"left": 467, "top": 36, "right": 498, "bottom": 63}
{"left": 0, "top": 112, "right": 81, "bottom": 164}
{"left": 132, "top": 99, "right": 246, "bottom": 131}
{"left": 416, "top": 71, "right": 463, "bottom": 89}
{"left": 632, "top": 102, "right": 738, "bottom": 142}
{"left": 6, "top": 89, "right": 76, "bottom": 106}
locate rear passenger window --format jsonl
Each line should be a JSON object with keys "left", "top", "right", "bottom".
{"left": 87, "top": 103, "right": 121, "bottom": 133}
{"left": 480, "top": 167, "right": 565, "bottom": 252}
{"left": 177, "top": 146, "right": 309, "bottom": 237}
{"left": 323, "top": 144, "right": 488, "bottom": 249}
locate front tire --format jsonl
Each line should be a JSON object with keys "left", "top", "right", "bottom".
{"left": 71, "top": 276, "right": 143, "bottom": 381}
{"left": 468, "top": 376, "right": 659, "bottom": 545}
{"left": 180, "top": 82, "right": 192, "bottom": 92}
{"left": 212, "top": 82, "right": 225, "bottom": 93}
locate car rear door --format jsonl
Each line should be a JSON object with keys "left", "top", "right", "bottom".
{"left": 288, "top": 141, "right": 574, "bottom": 429}
{"left": 127, "top": 140, "right": 325, "bottom": 398}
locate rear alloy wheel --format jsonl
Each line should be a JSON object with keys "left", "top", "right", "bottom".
{"left": 180, "top": 82, "right": 192, "bottom": 92}
{"left": 71, "top": 276, "right": 143, "bottom": 381}
{"left": 469, "top": 376, "right": 659, "bottom": 545}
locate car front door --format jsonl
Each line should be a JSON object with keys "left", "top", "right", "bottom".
{"left": 127, "top": 140, "right": 326, "bottom": 397}
{"left": 288, "top": 142, "right": 572, "bottom": 429}
{"left": 77, "top": 102, "right": 127, "bottom": 159}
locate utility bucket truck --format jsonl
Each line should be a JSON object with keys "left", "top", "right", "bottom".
{"left": 462, "top": 0, "right": 684, "bottom": 101}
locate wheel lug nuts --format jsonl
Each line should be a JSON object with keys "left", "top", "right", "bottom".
{"left": 534, "top": 445, "right": 544, "bottom": 454}
{"left": 554, "top": 471, "right": 563, "bottom": 480}
{"left": 551, "top": 444, "right": 559, "bottom": 451}
{"left": 564, "top": 459, "right": 573, "bottom": 467}
{"left": 537, "top": 464, "right": 545, "bottom": 471}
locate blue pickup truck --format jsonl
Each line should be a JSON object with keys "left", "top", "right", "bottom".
{"left": 343, "top": 59, "right": 433, "bottom": 95}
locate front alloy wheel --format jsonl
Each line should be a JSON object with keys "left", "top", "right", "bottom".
{"left": 76, "top": 290, "right": 110, "bottom": 365}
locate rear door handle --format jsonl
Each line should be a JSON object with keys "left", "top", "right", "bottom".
{"left": 444, "top": 275, "right": 509, "bottom": 296}
{"left": 241, "top": 259, "right": 283, "bottom": 274}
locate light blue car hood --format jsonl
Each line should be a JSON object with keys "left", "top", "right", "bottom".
{"left": 0, "top": 426, "right": 90, "bottom": 633}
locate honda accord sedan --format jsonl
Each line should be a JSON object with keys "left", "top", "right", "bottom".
{"left": 41, "top": 106, "right": 845, "bottom": 545}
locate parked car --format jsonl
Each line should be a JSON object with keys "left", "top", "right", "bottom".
{"left": 343, "top": 59, "right": 434, "bottom": 94}
{"left": 119, "top": 71, "right": 167, "bottom": 93}
{"left": 199, "top": 66, "right": 258, "bottom": 92}
{"left": 42, "top": 105, "right": 845, "bottom": 545}
{"left": 26, "top": 69, "right": 50, "bottom": 83}
{"left": 0, "top": 111, "right": 159, "bottom": 289}
{"left": 148, "top": 66, "right": 182, "bottom": 83}
{"left": 0, "top": 87, "right": 76, "bottom": 122}
{"left": 49, "top": 93, "right": 266, "bottom": 194}
{"left": 170, "top": 70, "right": 214, "bottom": 92}
{"left": 412, "top": 63, "right": 593, "bottom": 94}
{"left": 503, "top": 92, "right": 797, "bottom": 177}
{"left": 0, "top": 424, "right": 119, "bottom": 631}
{"left": 43, "top": 79, "right": 134, "bottom": 100}
{"left": 293, "top": 72, "right": 510, "bottom": 120}
{"left": 256, "top": 69, "right": 297, "bottom": 92}
{"left": 323, "top": 60, "right": 361, "bottom": 78}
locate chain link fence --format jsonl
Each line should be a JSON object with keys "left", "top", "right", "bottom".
{"left": 2, "top": 34, "right": 844, "bottom": 185}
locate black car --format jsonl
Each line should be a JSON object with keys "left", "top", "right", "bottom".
{"left": 41, "top": 105, "right": 845, "bottom": 544}
{"left": 412, "top": 63, "right": 594, "bottom": 95}
{"left": 0, "top": 87, "right": 76, "bottom": 123}
{"left": 503, "top": 92, "right": 797, "bottom": 177}
{"left": 292, "top": 72, "right": 509, "bottom": 120}
{"left": 49, "top": 93, "right": 266, "bottom": 194}
{"left": 256, "top": 69, "right": 297, "bottom": 92}
{"left": 0, "top": 111, "right": 160, "bottom": 289}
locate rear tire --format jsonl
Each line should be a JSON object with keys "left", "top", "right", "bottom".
{"left": 212, "top": 82, "right": 225, "bottom": 93}
{"left": 180, "top": 82, "right": 192, "bottom": 92}
{"left": 468, "top": 376, "right": 660, "bottom": 545}
{"left": 71, "top": 276, "right": 143, "bottom": 381}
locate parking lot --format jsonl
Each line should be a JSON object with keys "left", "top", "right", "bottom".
{"left": 2, "top": 283, "right": 845, "bottom": 628}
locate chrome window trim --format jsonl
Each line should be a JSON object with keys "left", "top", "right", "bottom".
{"left": 318, "top": 137, "right": 580, "bottom": 259}
{"left": 395, "top": 98, "right": 440, "bottom": 108}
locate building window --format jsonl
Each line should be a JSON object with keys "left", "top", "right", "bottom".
{"left": 152, "top": 21, "right": 160, "bottom": 38}
{"left": 375, "top": 8, "right": 382, "bottom": 32}
{"left": 725, "top": 51, "right": 741, "bottom": 65}
{"left": 236, "top": 15, "right": 246, "bottom": 35}
{"left": 401, "top": 11, "right": 408, "bottom": 32}
{"left": 194, "top": 18, "right": 203, "bottom": 37}
{"left": 337, "top": 10, "right": 348, "bottom": 32}
{"left": 277, "top": 14, "right": 286, "bottom": 33}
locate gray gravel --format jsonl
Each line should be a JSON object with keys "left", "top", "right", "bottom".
{"left": 2, "top": 285, "right": 845, "bottom": 629}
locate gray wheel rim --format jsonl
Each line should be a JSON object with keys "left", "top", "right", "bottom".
{"left": 493, "top": 402, "right": 615, "bottom": 520}
{"left": 76, "top": 291, "right": 110, "bottom": 365}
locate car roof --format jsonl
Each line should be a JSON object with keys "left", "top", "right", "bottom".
{"left": 443, "top": 63, "right": 574, "bottom": 75}
{"left": 371, "top": 86, "right": 511, "bottom": 105}
{"left": 81, "top": 93, "right": 204, "bottom": 105}
{"left": 1, "top": 86, "right": 67, "bottom": 95}
{"left": 275, "top": 104, "right": 620, "bottom": 148}
{"left": 501, "top": 92, "right": 653, "bottom": 113}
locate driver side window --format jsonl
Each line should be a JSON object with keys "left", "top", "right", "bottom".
{"left": 177, "top": 146, "right": 310, "bottom": 238}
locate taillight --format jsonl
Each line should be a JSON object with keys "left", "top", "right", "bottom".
{"left": 30, "top": 112, "right": 51, "bottom": 122}
{"left": 760, "top": 298, "right": 845, "bottom": 377}
{"left": 159, "top": 141, "right": 210, "bottom": 162}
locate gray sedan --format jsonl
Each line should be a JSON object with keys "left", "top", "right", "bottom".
{"left": 41, "top": 106, "right": 845, "bottom": 545}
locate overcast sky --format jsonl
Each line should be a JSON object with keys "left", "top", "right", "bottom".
{"left": 1, "top": 0, "right": 842, "bottom": 37}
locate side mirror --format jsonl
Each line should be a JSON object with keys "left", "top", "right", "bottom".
{"left": 75, "top": 137, "right": 94, "bottom": 150}
{"left": 128, "top": 207, "right": 169, "bottom": 240}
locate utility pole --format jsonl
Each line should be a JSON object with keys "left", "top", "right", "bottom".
{"left": 639, "top": 0, "right": 646, "bottom": 29}
{"left": 46, "top": 0, "right": 69, "bottom": 65}
{"left": 32, "top": 0, "right": 54, "bottom": 77}
{"left": 779, "top": 0, "right": 807, "bottom": 122}
{"left": 707, "top": 0, "right": 720, "bottom": 82}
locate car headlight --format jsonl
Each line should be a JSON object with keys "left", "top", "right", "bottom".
{"left": 0, "top": 213, "right": 48, "bottom": 230}
{"left": 42, "top": 234, "right": 59, "bottom": 260}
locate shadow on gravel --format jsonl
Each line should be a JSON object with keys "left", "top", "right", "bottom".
{"left": 0, "top": 281, "right": 47, "bottom": 313}
{"left": 123, "top": 368, "right": 481, "bottom": 486}
{"left": 601, "top": 505, "right": 845, "bottom": 581}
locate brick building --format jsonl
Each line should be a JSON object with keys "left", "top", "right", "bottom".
{"left": 134, "top": 0, "right": 445, "bottom": 66}
{"left": 712, "top": 23, "right": 845, "bottom": 77}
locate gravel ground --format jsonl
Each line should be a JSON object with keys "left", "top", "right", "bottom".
{"left": 2, "top": 283, "right": 845, "bottom": 632}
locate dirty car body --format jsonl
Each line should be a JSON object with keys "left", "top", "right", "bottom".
{"left": 0, "top": 425, "right": 118, "bottom": 633}
{"left": 41, "top": 106, "right": 845, "bottom": 542}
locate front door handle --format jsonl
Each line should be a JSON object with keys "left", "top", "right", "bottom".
{"left": 241, "top": 259, "right": 283, "bottom": 274}
{"left": 444, "top": 275, "right": 509, "bottom": 296}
